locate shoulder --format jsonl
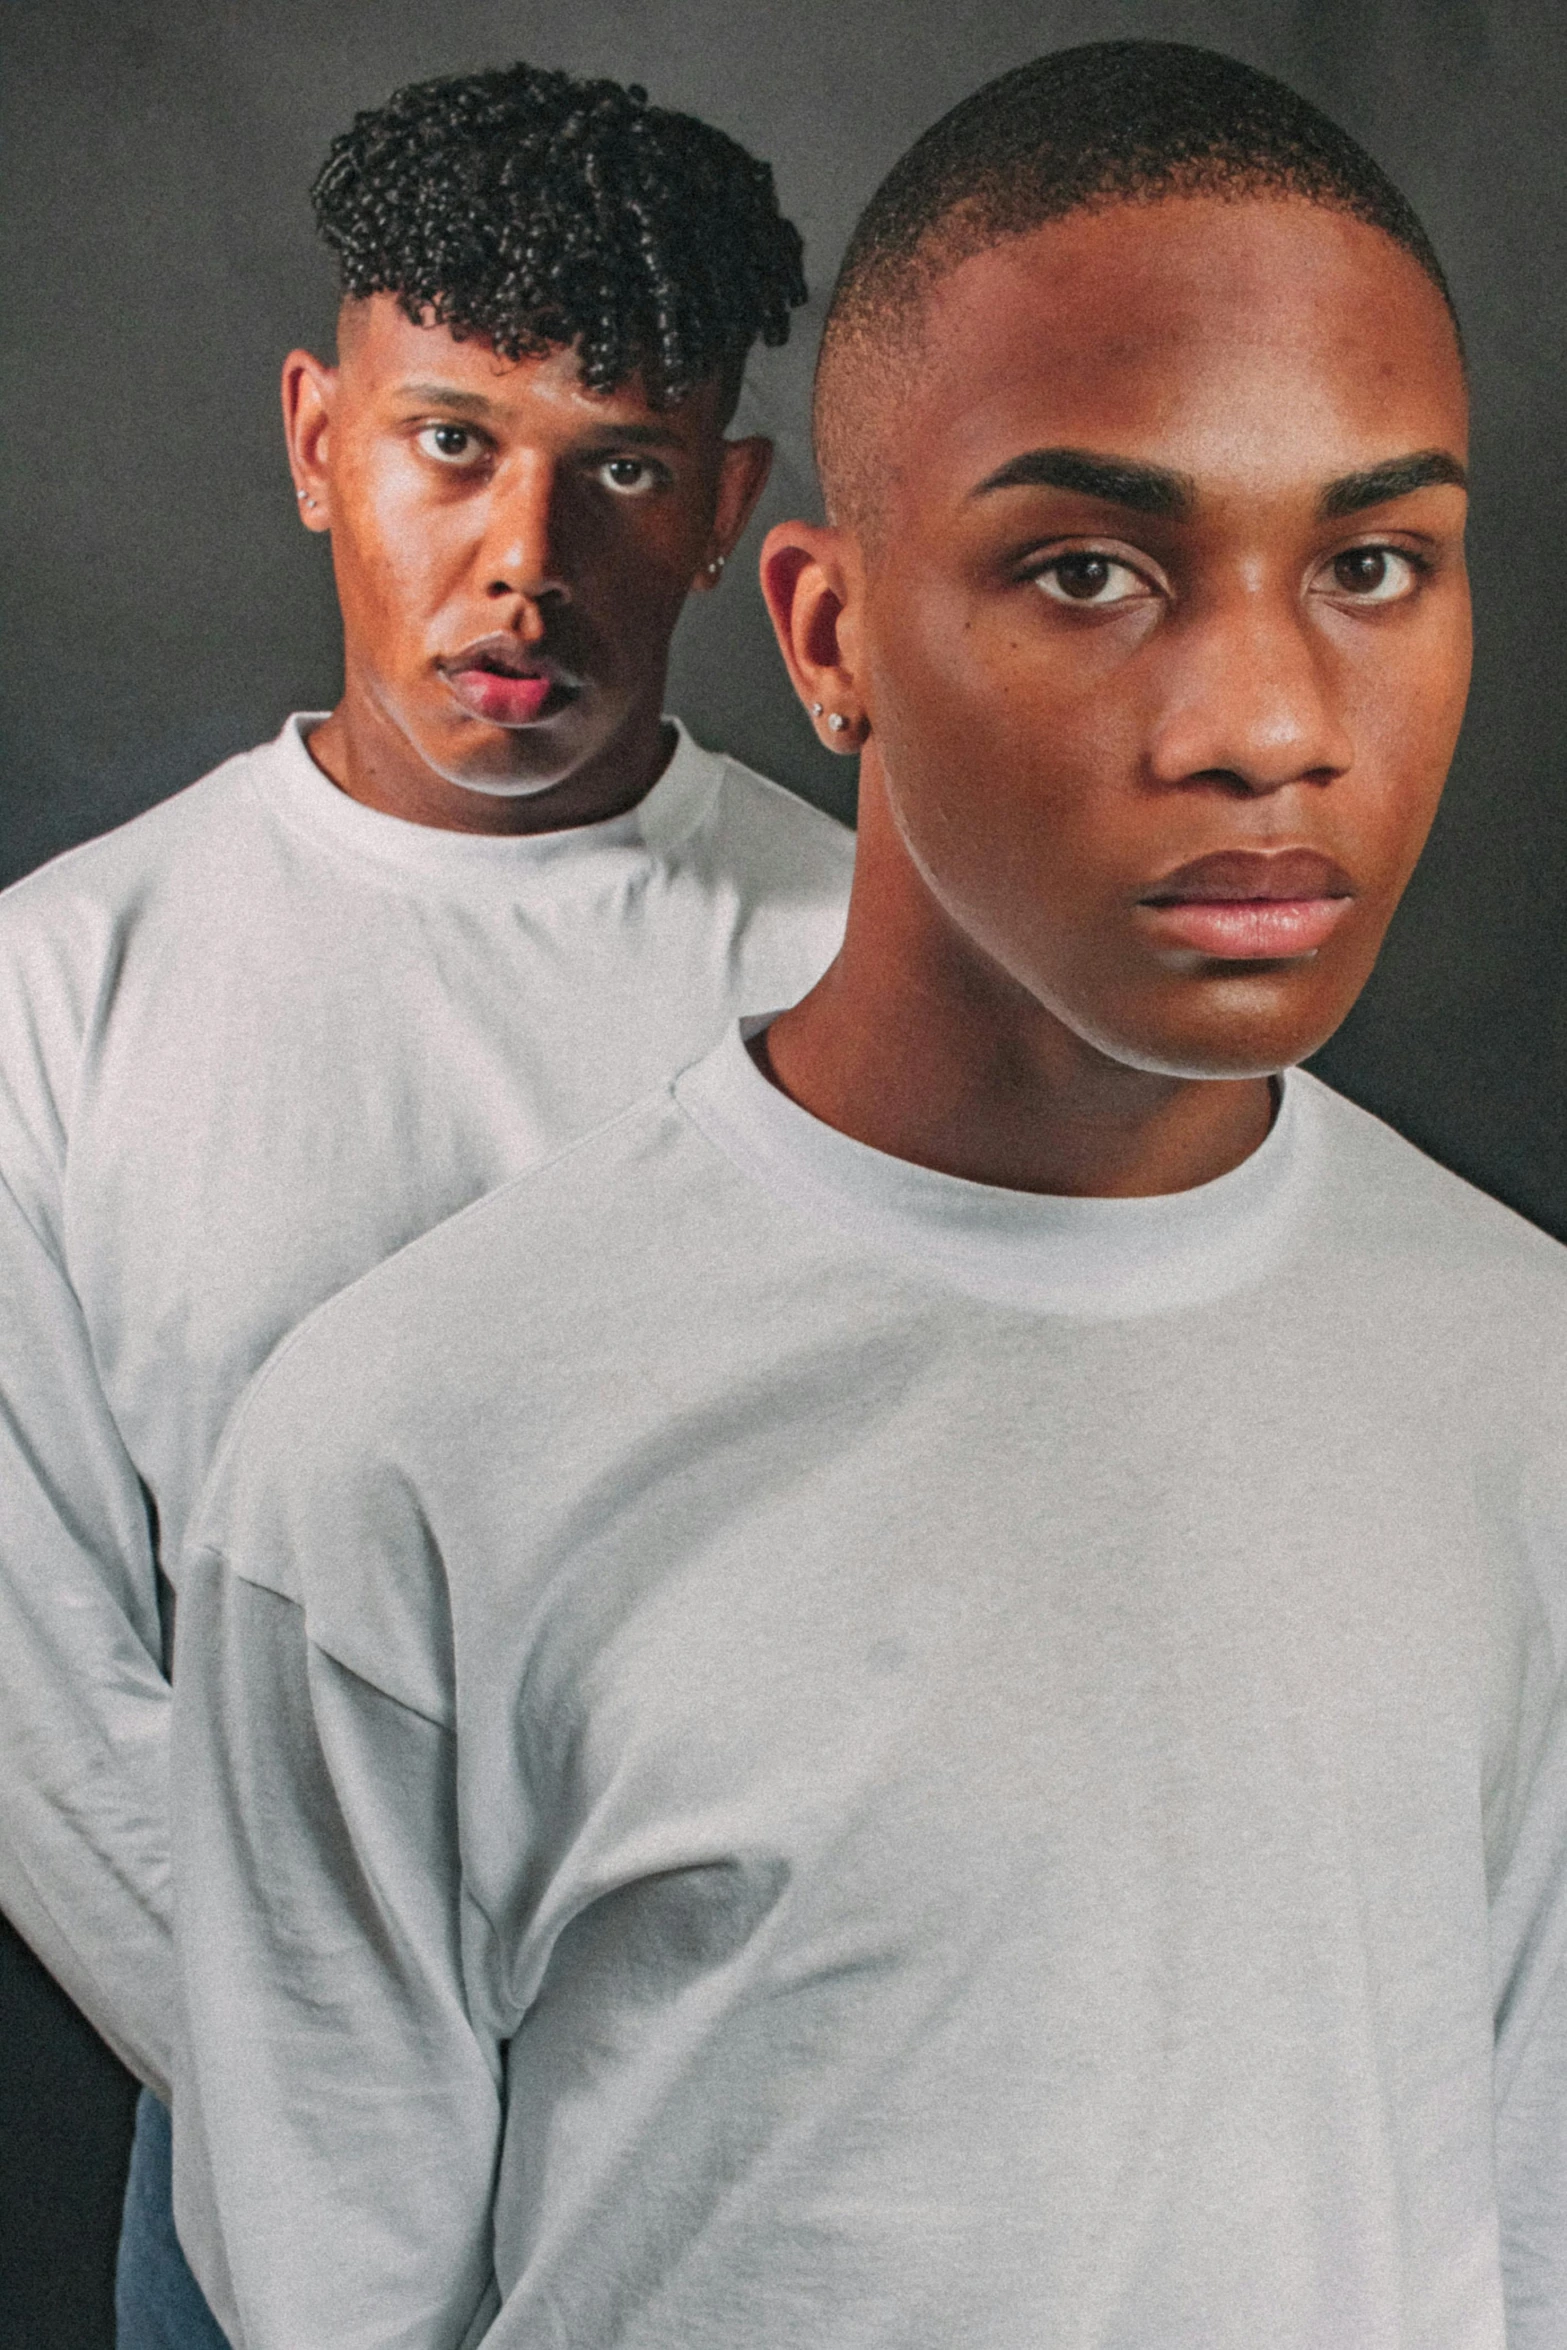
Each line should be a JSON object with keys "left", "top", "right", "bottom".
{"left": 1296, "top": 1068, "right": 1567, "bottom": 1341}
{"left": 0, "top": 731, "right": 286, "bottom": 964}
{"left": 187, "top": 1085, "right": 741, "bottom": 1701}
{"left": 0, "top": 733, "right": 295, "bottom": 1191}
{"left": 195, "top": 1089, "right": 720, "bottom": 1532}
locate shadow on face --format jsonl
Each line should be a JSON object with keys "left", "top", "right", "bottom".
{"left": 286, "top": 294, "right": 771, "bottom": 833}
{"left": 769, "top": 195, "right": 1470, "bottom": 1083}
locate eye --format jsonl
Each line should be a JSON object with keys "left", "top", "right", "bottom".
{"left": 1031, "top": 551, "right": 1154, "bottom": 607}
{"left": 596, "top": 456, "right": 663, "bottom": 497}
{"left": 416, "top": 423, "right": 485, "bottom": 468}
{"left": 1315, "top": 545, "right": 1425, "bottom": 604}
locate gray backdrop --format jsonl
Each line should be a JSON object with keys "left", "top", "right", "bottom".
{"left": 2, "top": 2, "right": 1563, "bottom": 2342}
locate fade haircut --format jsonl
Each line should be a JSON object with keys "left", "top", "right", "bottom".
{"left": 312, "top": 63, "right": 808, "bottom": 415}
{"left": 816, "top": 41, "right": 1459, "bottom": 527}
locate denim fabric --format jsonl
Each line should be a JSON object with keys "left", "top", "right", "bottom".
{"left": 115, "top": 2090, "right": 230, "bottom": 2349}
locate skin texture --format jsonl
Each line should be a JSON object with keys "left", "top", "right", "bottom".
{"left": 761, "top": 196, "right": 1471, "bottom": 1196}
{"left": 286, "top": 293, "right": 773, "bottom": 833}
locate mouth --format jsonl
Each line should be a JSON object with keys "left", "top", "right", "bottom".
{"left": 1137, "top": 848, "right": 1357, "bottom": 961}
{"left": 437, "top": 637, "right": 584, "bottom": 729}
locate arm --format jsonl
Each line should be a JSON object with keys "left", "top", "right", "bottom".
{"left": 1492, "top": 1672, "right": 1567, "bottom": 2348}
{"left": 171, "top": 1543, "right": 502, "bottom": 2350}
{"left": 0, "top": 1164, "right": 176, "bottom": 2093}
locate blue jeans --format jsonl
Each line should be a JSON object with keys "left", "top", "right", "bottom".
{"left": 115, "top": 2089, "right": 231, "bottom": 2349}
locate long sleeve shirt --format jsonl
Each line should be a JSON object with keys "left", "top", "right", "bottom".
{"left": 175, "top": 1024, "right": 1567, "bottom": 2349}
{"left": 0, "top": 719, "right": 851, "bottom": 2095}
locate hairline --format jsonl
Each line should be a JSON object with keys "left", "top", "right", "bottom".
{"left": 813, "top": 183, "right": 1465, "bottom": 539}
{"left": 334, "top": 292, "right": 748, "bottom": 427}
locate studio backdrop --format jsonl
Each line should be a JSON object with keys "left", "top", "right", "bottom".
{"left": 2, "top": 2, "right": 1563, "bottom": 2344}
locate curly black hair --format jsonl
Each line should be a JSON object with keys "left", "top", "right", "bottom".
{"left": 311, "top": 64, "right": 807, "bottom": 409}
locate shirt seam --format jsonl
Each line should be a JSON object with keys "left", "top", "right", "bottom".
{"left": 188, "top": 1543, "right": 456, "bottom": 1732}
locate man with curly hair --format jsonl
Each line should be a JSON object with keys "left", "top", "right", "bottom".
{"left": 0, "top": 62, "right": 849, "bottom": 2349}
{"left": 173, "top": 42, "right": 1567, "bottom": 2350}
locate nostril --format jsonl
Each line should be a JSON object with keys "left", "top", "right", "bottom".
{"left": 486, "top": 578, "right": 566, "bottom": 601}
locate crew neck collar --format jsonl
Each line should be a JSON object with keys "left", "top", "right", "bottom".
{"left": 254, "top": 713, "right": 719, "bottom": 880}
{"left": 675, "top": 1020, "right": 1320, "bottom": 1321}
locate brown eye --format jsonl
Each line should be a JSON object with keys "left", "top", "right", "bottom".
{"left": 416, "top": 424, "right": 483, "bottom": 466}
{"left": 1054, "top": 554, "right": 1112, "bottom": 600}
{"left": 1033, "top": 551, "right": 1151, "bottom": 608}
{"left": 1316, "top": 545, "right": 1420, "bottom": 605}
{"left": 597, "top": 457, "right": 661, "bottom": 496}
{"left": 1334, "top": 548, "right": 1388, "bottom": 593}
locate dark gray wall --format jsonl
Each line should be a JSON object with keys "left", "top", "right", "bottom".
{"left": 2, "top": 2, "right": 1564, "bottom": 2341}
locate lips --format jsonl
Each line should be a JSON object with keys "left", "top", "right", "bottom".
{"left": 438, "top": 635, "right": 582, "bottom": 729}
{"left": 1138, "top": 848, "right": 1356, "bottom": 961}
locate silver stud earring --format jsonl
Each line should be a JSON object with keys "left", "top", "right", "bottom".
{"left": 705, "top": 554, "right": 726, "bottom": 578}
{"left": 810, "top": 702, "right": 824, "bottom": 716}
{"left": 295, "top": 488, "right": 316, "bottom": 509}
{"left": 827, "top": 712, "right": 848, "bottom": 733}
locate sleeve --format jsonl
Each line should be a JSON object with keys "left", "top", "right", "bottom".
{"left": 0, "top": 1161, "right": 176, "bottom": 2094}
{"left": 171, "top": 1540, "right": 503, "bottom": 2350}
{"left": 1491, "top": 1667, "right": 1567, "bottom": 2348}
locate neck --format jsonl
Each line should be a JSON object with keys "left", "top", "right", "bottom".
{"left": 306, "top": 680, "right": 675, "bottom": 837}
{"left": 761, "top": 768, "right": 1275, "bottom": 1200}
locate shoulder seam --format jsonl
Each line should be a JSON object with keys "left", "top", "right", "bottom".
{"left": 186, "top": 1542, "right": 455, "bottom": 1731}
{"left": 196, "top": 1086, "right": 681, "bottom": 1504}
{"left": 0, "top": 753, "right": 262, "bottom": 912}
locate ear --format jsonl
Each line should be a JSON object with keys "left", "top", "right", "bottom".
{"left": 759, "top": 519, "right": 867, "bottom": 753}
{"left": 690, "top": 434, "right": 775, "bottom": 592}
{"left": 282, "top": 347, "right": 337, "bottom": 534}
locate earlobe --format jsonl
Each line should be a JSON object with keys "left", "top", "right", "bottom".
{"left": 759, "top": 521, "right": 869, "bottom": 752}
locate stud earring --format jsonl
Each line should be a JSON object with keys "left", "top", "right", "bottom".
{"left": 705, "top": 554, "right": 726, "bottom": 579}
{"left": 827, "top": 712, "right": 848, "bottom": 733}
{"left": 295, "top": 489, "right": 316, "bottom": 509}
{"left": 810, "top": 702, "right": 824, "bottom": 716}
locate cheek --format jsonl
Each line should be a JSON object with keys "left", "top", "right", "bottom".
{"left": 598, "top": 508, "right": 704, "bottom": 603}
{"left": 869, "top": 587, "right": 1139, "bottom": 907}
{"left": 869, "top": 565, "right": 1150, "bottom": 783}
{"left": 866, "top": 589, "right": 1005, "bottom": 846}
{"left": 334, "top": 472, "right": 461, "bottom": 637}
{"left": 1333, "top": 609, "right": 1471, "bottom": 891}
{"left": 599, "top": 545, "right": 690, "bottom": 628}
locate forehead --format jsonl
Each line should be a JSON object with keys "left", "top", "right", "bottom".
{"left": 876, "top": 197, "right": 1467, "bottom": 513}
{"left": 336, "top": 293, "right": 722, "bottom": 438}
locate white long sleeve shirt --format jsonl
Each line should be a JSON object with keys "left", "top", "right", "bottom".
{"left": 174, "top": 1024, "right": 1567, "bottom": 2350}
{"left": 0, "top": 719, "right": 852, "bottom": 2096}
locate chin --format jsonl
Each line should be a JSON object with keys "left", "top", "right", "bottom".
{"left": 426, "top": 727, "right": 584, "bottom": 801}
{"left": 1079, "top": 982, "right": 1361, "bottom": 1081}
{"left": 448, "top": 766, "right": 580, "bottom": 803}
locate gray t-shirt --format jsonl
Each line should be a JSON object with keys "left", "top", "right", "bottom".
{"left": 0, "top": 725, "right": 850, "bottom": 2096}
{"left": 173, "top": 1025, "right": 1567, "bottom": 2349}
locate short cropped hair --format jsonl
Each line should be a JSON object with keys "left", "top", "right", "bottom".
{"left": 312, "top": 63, "right": 807, "bottom": 411}
{"left": 817, "top": 42, "right": 1458, "bottom": 524}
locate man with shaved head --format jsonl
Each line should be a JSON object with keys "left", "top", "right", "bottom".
{"left": 172, "top": 45, "right": 1567, "bottom": 2349}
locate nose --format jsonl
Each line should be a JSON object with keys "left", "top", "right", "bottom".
{"left": 478, "top": 454, "right": 571, "bottom": 624}
{"left": 1146, "top": 581, "right": 1354, "bottom": 796}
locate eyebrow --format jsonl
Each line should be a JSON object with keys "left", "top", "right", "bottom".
{"left": 971, "top": 447, "right": 1194, "bottom": 516}
{"left": 396, "top": 383, "right": 499, "bottom": 416}
{"left": 970, "top": 443, "right": 1470, "bottom": 526}
{"left": 1317, "top": 450, "right": 1468, "bottom": 517}
{"left": 394, "top": 383, "right": 684, "bottom": 446}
